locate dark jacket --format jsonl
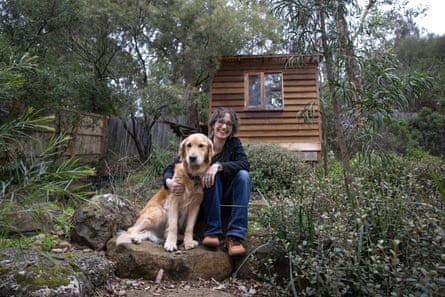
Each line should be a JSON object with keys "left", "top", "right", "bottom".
{"left": 163, "top": 136, "right": 250, "bottom": 189}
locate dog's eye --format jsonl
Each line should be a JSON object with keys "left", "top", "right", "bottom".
{"left": 199, "top": 144, "right": 205, "bottom": 148}
{"left": 187, "top": 143, "right": 192, "bottom": 148}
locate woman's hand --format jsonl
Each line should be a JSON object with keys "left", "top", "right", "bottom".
{"left": 166, "top": 176, "right": 185, "bottom": 196}
{"left": 202, "top": 163, "right": 222, "bottom": 188}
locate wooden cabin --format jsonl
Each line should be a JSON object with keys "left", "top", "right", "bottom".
{"left": 210, "top": 54, "right": 322, "bottom": 161}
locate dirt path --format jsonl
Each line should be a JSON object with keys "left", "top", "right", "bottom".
{"left": 97, "top": 275, "right": 275, "bottom": 297}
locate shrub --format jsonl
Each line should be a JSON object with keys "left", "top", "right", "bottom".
{"left": 244, "top": 143, "right": 313, "bottom": 198}
{"left": 0, "top": 108, "right": 95, "bottom": 235}
{"left": 255, "top": 150, "right": 445, "bottom": 296}
{"left": 408, "top": 107, "right": 445, "bottom": 158}
{"left": 377, "top": 118, "right": 420, "bottom": 154}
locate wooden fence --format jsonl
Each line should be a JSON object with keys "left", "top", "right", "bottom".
{"left": 39, "top": 113, "right": 186, "bottom": 162}
{"left": 106, "top": 117, "right": 180, "bottom": 159}
{"left": 64, "top": 113, "right": 108, "bottom": 161}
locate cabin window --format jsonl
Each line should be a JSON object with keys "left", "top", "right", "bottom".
{"left": 245, "top": 72, "right": 283, "bottom": 110}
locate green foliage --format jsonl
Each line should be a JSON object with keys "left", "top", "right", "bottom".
{"left": 0, "top": 107, "right": 54, "bottom": 145}
{"left": 0, "top": 0, "right": 81, "bottom": 51}
{"left": 0, "top": 234, "right": 35, "bottom": 249}
{"left": 376, "top": 118, "right": 420, "bottom": 154}
{"left": 88, "top": 141, "right": 177, "bottom": 207}
{"left": 360, "top": 50, "right": 433, "bottom": 116}
{"left": 252, "top": 149, "right": 445, "bottom": 296}
{"left": 244, "top": 143, "right": 313, "bottom": 198}
{"left": 408, "top": 107, "right": 445, "bottom": 157}
{"left": 395, "top": 35, "right": 445, "bottom": 112}
{"left": 0, "top": 45, "right": 95, "bottom": 239}
{"left": 24, "top": 57, "right": 114, "bottom": 115}
{"left": 0, "top": 51, "right": 39, "bottom": 117}
{"left": 0, "top": 108, "right": 95, "bottom": 236}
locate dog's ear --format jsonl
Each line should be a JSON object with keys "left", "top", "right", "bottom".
{"left": 179, "top": 137, "right": 187, "bottom": 161}
{"left": 206, "top": 138, "right": 214, "bottom": 163}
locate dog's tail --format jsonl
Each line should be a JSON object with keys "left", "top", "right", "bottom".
{"left": 115, "top": 230, "right": 164, "bottom": 246}
{"left": 144, "top": 231, "right": 164, "bottom": 244}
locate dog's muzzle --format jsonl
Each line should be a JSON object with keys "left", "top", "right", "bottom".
{"left": 188, "top": 155, "right": 198, "bottom": 163}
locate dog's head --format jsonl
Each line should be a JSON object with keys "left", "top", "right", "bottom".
{"left": 179, "top": 133, "right": 213, "bottom": 175}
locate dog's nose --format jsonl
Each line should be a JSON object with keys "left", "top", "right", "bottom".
{"left": 188, "top": 156, "right": 197, "bottom": 163}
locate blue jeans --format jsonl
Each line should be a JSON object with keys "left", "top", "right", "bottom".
{"left": 201, "top": 170, "right": 251, "bottom": 240}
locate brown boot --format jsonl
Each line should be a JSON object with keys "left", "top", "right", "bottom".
{"left": 202, "top": 235, "right": 220, "bottom": 248}
{"left": 225, "top": 236, "right": 246, "bottom": 256}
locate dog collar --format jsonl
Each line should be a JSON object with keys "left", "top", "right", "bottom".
{"left": 186, "top": 172, "right": 201, "bottom": 189}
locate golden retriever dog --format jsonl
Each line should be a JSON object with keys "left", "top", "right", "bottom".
{"left": 116, "top": 133, "right": 213, "bottom": 251}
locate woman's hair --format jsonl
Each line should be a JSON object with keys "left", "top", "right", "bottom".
{"left": 208, "top": 107, "right": 240, "bottom": 135}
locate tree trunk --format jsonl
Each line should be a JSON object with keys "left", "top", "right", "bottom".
{"left": 319, "top": 7, "right": 352, "bottom": 184}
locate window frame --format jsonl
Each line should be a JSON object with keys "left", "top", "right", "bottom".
{"left": 244, "top": 71, "right": 284, "bottom": 111}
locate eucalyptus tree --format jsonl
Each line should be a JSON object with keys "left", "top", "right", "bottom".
{"left": 98, "top": 0, "right": 281, "bottom": 160}
{"left": 270, "top": 0, "right": 431, "bottom": 181}
{"left": 0, "top": 0, "right": 119, "bottom": 119}
{"left": 112, "top": 0, "right": 281, "bottom": 125}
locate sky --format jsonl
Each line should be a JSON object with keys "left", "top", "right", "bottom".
{"left": 408, "top": 0, "right": 445, "bottom": 35}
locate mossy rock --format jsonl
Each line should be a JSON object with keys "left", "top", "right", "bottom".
{"left": 0, "top": 248, "right": 112, "bottom": 297}
{"left": 0, "top": 203, "right": 62, "bottom": 234}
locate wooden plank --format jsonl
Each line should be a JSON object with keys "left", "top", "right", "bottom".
{"left": 240, "top": 136, "right": 321, "bottom": 143}
{"left": 241, "top": 123, "right": 319, "bottom": 130}
{"left": 284, "top": 92, "right": 318, "bottom": 99}
{"left": 220, "top": 54, "right": 320, "bottom": 63}
{"left": 284, "top": 72, "right": 317, "bottom": 80}
{"left": 283, "top": 98, "right": 319, "bottom": 105}
{"left": 211, "top": 106, "right": 321, "bottom": 117}
{"left": 283, "top": 104, "right": 320, "bottom": 111}
{"left": 219, "top": 62, "right": 316, "bottom": 72}
{"left": 237, "top": 129, "right": 320, "bottom": 137}
{"left": 283, "top": 80, "right": 316, "bottom": 87}
{"left": 212, "top": 101, "right": 243, "bottom": 108}
{"left": 211, "top": 93, "right": 244, "bottom": 100}
{"left": 238, "top": 111, "right": 318, "bottom": 118}
{"left": 241, "top": 120, "right": 320, "bottom": 126}
{"left": 217, "top": 69, "right": 316, "bottom": 78}
{"left": 212, "top": 76, "right": 244, "bottom": 83}
{"left": 214, "top": 76, "right": 293, "bottom": 82}
{"left": 219, "top": 64, "right": 281, "bottom": 71}
{"left": 284, "top": 86, "right": 318, "bottom": 93}
{"left": 212, "top": 87, "right": 244, "bottom": 94}
{"left": 277, "top": 142, "right": 321, "bottom": 151}
{"left": 249, "top": 106, "right": 319, "bottom": 113}
{"left": 240, "top": 117, "right": 312, "bottom": 124}
{"left": 212, "top": 97, "right": 320, "bottom": 106}
{"left": 212, "top": 82, "right": 244, "bottom": 88}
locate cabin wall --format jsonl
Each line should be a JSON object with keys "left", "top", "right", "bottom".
{"left": 210, "top": 56, "right": 321, "bottom": 161}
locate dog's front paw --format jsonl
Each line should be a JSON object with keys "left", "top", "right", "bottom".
{"left": 131, "top": 237, "right": 142, "bottom": 244}
{"left": 184, "top": 239, "right": 199, "bottom": 250}
{"left": 164, "top": 240, "right": 178, "bottom": 252}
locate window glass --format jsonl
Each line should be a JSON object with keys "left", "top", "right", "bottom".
{"left": 246, "top": 72, "right": 283, "bottom": 110}
{"left": 264, "top": 73, "right": 282, "bottom": 110}
{"left": 248, "top": 75, "right": 261, "bottom": 108}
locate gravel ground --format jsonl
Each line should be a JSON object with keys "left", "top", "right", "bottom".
{"left": 96, "top": 275, "right": 279, "bottom": 297}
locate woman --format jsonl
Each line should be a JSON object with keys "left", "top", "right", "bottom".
{"left": 163, "top": 107, "right": 251, "bottom": 256}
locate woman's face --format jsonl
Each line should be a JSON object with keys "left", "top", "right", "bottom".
{"left": 213, "top": 113, "right": 233, "bottom": 140}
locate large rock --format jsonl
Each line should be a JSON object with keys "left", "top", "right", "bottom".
{"left": 0, "top": 248, "right": 112, "bottom": 297}
{"left": 106, "top": 237, "right": 233, "bottom": 281}
{"left": 0, "top": 203, "right": 62, "bottom": 234}
{"left": 71, "top": 194, "right": 137, "bottom": 250}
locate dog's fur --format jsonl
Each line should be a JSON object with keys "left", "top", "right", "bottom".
{"left": 115, "top": 133, "right": 213, "bottom": 251}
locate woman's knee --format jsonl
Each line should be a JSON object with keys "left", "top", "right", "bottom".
{"left": 234, "top": 170, "right": 252, "bottom": 192}
{"left": 235, "top": 170, "right": 251, "bottom": 183}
